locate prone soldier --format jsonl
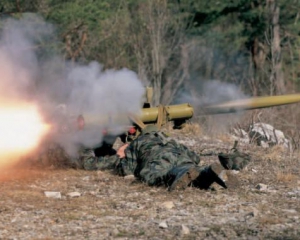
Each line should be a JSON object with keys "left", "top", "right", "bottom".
{"left": 74, "top": 125, "right": 251, "bottom": 191}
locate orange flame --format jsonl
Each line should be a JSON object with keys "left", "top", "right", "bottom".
{"left": 0, "top": 102, "right": 50, "bottom": 167}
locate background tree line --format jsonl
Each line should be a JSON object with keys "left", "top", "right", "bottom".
{"left": 0, "top": 0, "right": 300, "bottom": 106}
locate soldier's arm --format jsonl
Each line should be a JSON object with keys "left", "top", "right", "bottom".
{"left": 116, "top": 140, "right": 139, "bottom": 176}
{"left": 80, "top": 144, "right": 137, "bottom": 177}
{"left": 80, "top": 149, "right": 121, "bottom": 171}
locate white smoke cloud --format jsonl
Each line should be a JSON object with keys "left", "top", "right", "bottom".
{"left": 176, "top": 79, "right": 249, "bottom": 134}
{"left": 201, "top": 80, "right": 248, "bottom": 105}
{"left": 178, "top": 80, "right": 247, "bottom": 107}
{"left": 0, "top": 14, "right": 144, "bottom": 156}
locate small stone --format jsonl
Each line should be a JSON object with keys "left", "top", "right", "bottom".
{"left": 244, "top": 208, "right": 259, "bottom": 220}
{"left": 82, "top": 176, "right": 90, "bottom": 181}
{"left": 256, "top": 183, "right": 268, "bottom": 191}
{"left": 161, "top": 201, "right": 175, "bottom": 209}
{"left": 159, "top": 221, "right": 168, "bottom": 229}
{"left": 111, "top": 228, "right": 119, "bottom": 236}
{"left": 67, "top": 192, "right": 81, "bottom": 198}
{"left": 287, "top": 192, "right": 296, "bottom": 196}
{"left": 282, "top": 209, "right": 297, "bottom": 214}
{"left": 231, "top": 170, "right": 240, "bottom": 175}
{"left": 252, "top": 169, "right": 258, "bottom": 173}
{"left": 124, "top": 175, "right": 135, "bottom": 180}
{"left": 199, "top": 227, "right": 210, "bottom": 231}
{"left": 266, "top": 189, "right": 277, "bottom": 193}
{"left": 181, "top": 225, "right": 190, "bottom": 235}
{"left": 44, "top": 191, "right": 61, "bottom": 199}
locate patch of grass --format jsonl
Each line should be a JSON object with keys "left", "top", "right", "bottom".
{"left": 215, "top": 133, "right": 235, "bottom": 144}
{"left": 117, "top": 229, "right": 145, "bottom": 238}
{"left": 276, "top": 172, "right": 298, "bottom": 183}
{"left": 180, "top": 123, "right": 202, "bottom": 136}
{"left": 259, "top": 216, "right": 283, "bottom": 225}
{"left": 59, "top": 212, "right": 84, "bottom": 221}
{"left": 260, "top": 145, "right": 287, "bottom": 162}
{"left": 6, "top": 190, "right": 44, "bottom": 201}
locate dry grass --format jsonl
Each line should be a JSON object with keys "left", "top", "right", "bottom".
{"left": 276, "top": 172, "right": 298, "bottom": 183}
{"left": 259, "top": 216, "right": 284, "bottom": 225}
{"left": 215, "top": 133, "right": 235, "bottom": 144}
{"left": 180, "top": 122, "right": 202, "bottom": 136}
{"left": 260, "top": 145, "right": 287, "bottom": 162}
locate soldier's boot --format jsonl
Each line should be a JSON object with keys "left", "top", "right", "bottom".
{"left": 190, "top": 163, "right": 241, "bottom": 190}
{"left": 190, "top": 163, "right": 228, "bottom": 190}
{"left": 167, "top": 165, "right": 201, "bottom": 191}
{"left": 218, "top": 170, "right": 240, "bottom": 189}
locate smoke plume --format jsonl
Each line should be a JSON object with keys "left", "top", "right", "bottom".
{"left": 0, "top": 14, "right": 144, "bottom": 156}
{"left": 176, "top": 79, "right": 249, "bottom": 134}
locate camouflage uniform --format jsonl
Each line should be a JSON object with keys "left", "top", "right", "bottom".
{"left": 79, "top": 126, "right": 250, "bottom": 190}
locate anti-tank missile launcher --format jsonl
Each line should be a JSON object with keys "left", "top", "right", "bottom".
{"left": 74, "top": 88, "right": 300, "bottom": 142}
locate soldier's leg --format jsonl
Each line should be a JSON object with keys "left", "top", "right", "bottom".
{"left": 138, "top": 157, "right": 174, "bottom": 186}
{"left": 138, "top": 153, "right": 233, "bottom": 191}
{"left": 138, "top": 152, "right": 201, "bottom": 188}
{"left": 168, "top": 163, "right": 236, "bottom": 191}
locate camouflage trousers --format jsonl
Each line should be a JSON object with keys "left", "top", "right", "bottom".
{"left": 132, "top": 151, "right": 204, "bottom": 186}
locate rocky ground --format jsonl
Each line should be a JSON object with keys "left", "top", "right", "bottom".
{"left": 1, "top": 126, "right": 300, "bottom": 239}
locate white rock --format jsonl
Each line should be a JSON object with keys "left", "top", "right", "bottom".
{"left": 245, "top": 208, "right": 259, "bottom": 219}
{"left": 181, "top": 225, "right": 190, "bottom": 235}
{"left": 260, "top": 141, "right": 269, "bottom": 148}
{"left": 159, "top": 221, "right": 168, "bottom": 229}
{"left": 256, "top": 183, "right": 268, "bottom": 191}
{"left": 124, "top": 175, "right": 135, "bottom": 180}
{"left": 111, "top": 228, "right": 119, "bottom": 236}
{"left": 249, "top": 123, "right": 290, "bottom": 148}
{"left": 282, "top": 209, "right": 297, "bottom": 214}
{"left": 82, "top": 176, "right": 90, "bottom": 181}
{"left": 44, "top": 191, "right": 61, "bottom": 199}
{"left": 161, "top": 201, "right": 175, "bottom": 209}
{"left": 266, "top": 189, "right": 277, "bottom": 193}
{"left": 67, "top": 192, "right": 81, "bottom": 198}
{"left": 199, "top": 227, "right": 210, "bottom": 231}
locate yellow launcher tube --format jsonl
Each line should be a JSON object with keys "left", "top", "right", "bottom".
{"left": 140, "top": 108, "right": 158, "bottom": 122}
{"left": 166, "top": 104, "right": 194, "bottom": 120}
{"left": 205, "top": 94, "right": 300, "bottom": 114}
{"left": 79, "top": 103, "right": 195, "bottom": 129}
{"left": 140, "top": 103, "right": 194, "bottom": 123}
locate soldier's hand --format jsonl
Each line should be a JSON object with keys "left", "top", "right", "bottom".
{"left": 117, "top": 144, "right": 129, "bottom": 158}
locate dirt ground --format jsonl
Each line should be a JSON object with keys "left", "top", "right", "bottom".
{"left": 0, "top": 128, "right": 300, "bottom": 240}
